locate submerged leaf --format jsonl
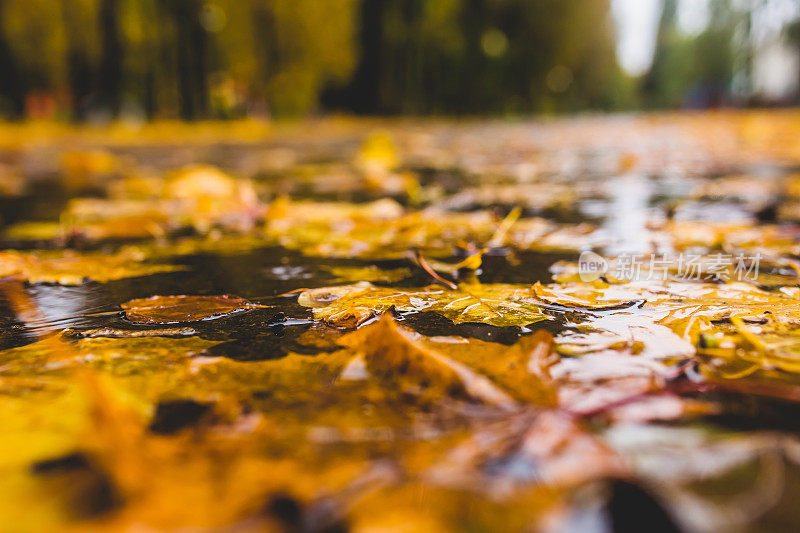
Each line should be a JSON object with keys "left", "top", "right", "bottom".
{"left": 67, "top": 327, "right": 198, "bottom": 339}
{"left": 120, "top": 295, "right": 266, "bottom": 324}
{"left": 324, "top": 265, "right": 411, "bottom": 283}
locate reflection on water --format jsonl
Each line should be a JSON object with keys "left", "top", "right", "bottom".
{"left": 604, "top": 172, "right": 654, "bottom": 256}
{"left": 27, "top": 284, "right": 109, "bottom": 333}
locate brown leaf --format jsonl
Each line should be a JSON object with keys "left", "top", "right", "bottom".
{"left": 121, "top": 295, "right": 266, "bottom": 324}
{"left": 497, "top": 330, "right": 560, "bottom": 405}
{"left": 424, "top": 330, "right": 559, "bottom": 406}
{"left": 299, "top": 282, "right": 550, "bottom": 328}
{"left": 338, "top": 314, "right": 517, "bottom": 409}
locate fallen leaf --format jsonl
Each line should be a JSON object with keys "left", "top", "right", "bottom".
{"left": 120, "top": 295, "right": 267, "bottom": 324}
{"left": 338, "top": 314, "right": 517, "bottom": 409}
{"left": 425, "top": 330, "right": 559, "bottom": 406}
{"left": 299, "top": 282, "right": 551, "bottom": 328}
{"left": 0, "top": 250, "right": 185, "bottom": 285}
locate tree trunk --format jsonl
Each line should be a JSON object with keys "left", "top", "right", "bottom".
{"left": 98, "top": 0, "right": 123, "bottom": 116}
{"left": 0, "top": 0, "right": 25, "bottom": 117}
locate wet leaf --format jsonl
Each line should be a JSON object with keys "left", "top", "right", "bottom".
{"left": 298, "top": 282, "right": 551, "bottom": 328}
{"left": 265, "top": 199, "right": 589, "bottom": 259}
{"left": 338, "top": 314, "right": 518, "bottom": 409}
{"left": 0, "top": 335, "right": 221, "bottom": 376}
{"left": 66, "top": 327, "right": 198, "bottom": 339}
{"left": 424, "top": 330, "right": 559, "bottom": 406}
{"left": 120, "top": 295, "right": 267, "bottom": 324}
{"left": 0, "top": 249, "right": 185, "bottom": 285}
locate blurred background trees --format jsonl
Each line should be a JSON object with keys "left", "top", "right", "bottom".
{"left": 644, "top": 0, "right": 743, "bottom": 108}
{"left": 0, "top": 0, "right": 797, "bottom": 120}
{"left": 324, "top": 0, "right": 627, "bottom": 114}
{"left": 0, "top": 0, "right": 359, "bottom": 119}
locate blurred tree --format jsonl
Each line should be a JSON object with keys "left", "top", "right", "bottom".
{"left": 0, "top": 0, "right": 629, "bottom": 118}
{"left": 691, "top": 0, "right": 738, "bottom": 106}
{"left": 61, "top": 0, "right": 100, "bottom": 119}
{"left": 785, "top": 14, "right": 800, "bottom": 104}
{"left": 163, "top": 0, "right": 209, "bottom": 119}
{"left": 115, "top": 0, "right": 164, "bottom": 118}
{"left": 332, "top": 0, "right": 628, "bottom": 115}
{"left": 337, "top": 0, "right": 390, "bottom": 113}
{"left": 0, "top": 0, "right": 67, "bottom": 98}
{"left": 0, "top": 0, "right": 25, "bottom": 117}
{"left": 0, "top": 0, "right": 359, "bottom": 119}
{"left": 226, "top": 0, "right": 358, "bottom": 116}
{"left": 643, "top": 0, "right": 679, "bottom": 107}
{"left": 644, "top": 0, "right": 740, "bottom": 108}
{"left": 98, "top": 0, "right": 123, "bottom": 115}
